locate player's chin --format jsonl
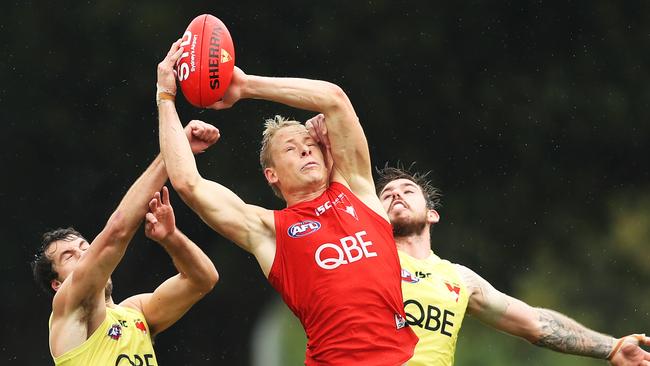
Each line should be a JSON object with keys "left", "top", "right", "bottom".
{"left": 301, "top": 167, "right": 325, "bottom": 179}
{"left": 300, "top": 172, "right": 326, "bottom": 187}
{"left": 389, "top": 213, "right": 412, "bottom": 225}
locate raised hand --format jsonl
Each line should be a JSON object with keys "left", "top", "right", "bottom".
{"left": 184, "top": 120, "right": 220, "bottom": 154}
{"left": 208, "top": 66, "right": 247, "bottom": 110}
{"left": 144, "top": 186, "right": 176, "bottom": 243}
{"left": 305, "top": 113, "right": 333, "bottom": 173}
{"left": 156, "top": 39, "right": 184, "bottom": 97}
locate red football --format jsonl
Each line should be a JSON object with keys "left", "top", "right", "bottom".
{"left": 176, "top": 14, "right": 235, "bottom": 108}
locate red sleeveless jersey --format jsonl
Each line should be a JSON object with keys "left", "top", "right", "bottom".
{"left": 269, "top": 182, "right": 417, "bottom": 365}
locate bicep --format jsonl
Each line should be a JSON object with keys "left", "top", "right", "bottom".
{"left": 121, "top": 275, "right": 206, "bottom": 336}
{"left": 461, "top": 265, "right": 539, "bottom": 340}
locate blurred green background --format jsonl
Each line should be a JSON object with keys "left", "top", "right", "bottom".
{"left": 1, "top": 1, "right": 648, "bottom": 364}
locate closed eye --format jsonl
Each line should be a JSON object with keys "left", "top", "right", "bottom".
{"left": 60, "top": 251, "right": 73, "bottom": 262}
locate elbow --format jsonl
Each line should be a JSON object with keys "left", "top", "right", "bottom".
{"left": 327, "top": 83, "right": 350, "bottom": 108}
{"left": 103, "top": 210, "right": 131, "bottom": 243}
{"left": 318, "top": 82, "right": 352, "bottom": 113}
{"left": 525, "top": 317, "right": 549, "bottom": 345}
{"left": 194, "top": 266, "right": 219, "bottom": 295}
{"left": 205, "top": 267, "right": 219, "bottom": 291}
{"left": 170, "top": 174, "right": 200, "bottom": 201}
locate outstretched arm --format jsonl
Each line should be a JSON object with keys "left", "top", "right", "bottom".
{"left": 120, "top": 186, "right": 218, "bottom": 336}
{"left": 458, "top": 264, "right": 650, "bottom": 364}
{"left": 55, "top": 156, "right": 168, "bottom": 314}
{"left": 156, "top": 41, "right": 276, "bottom": 275}
{"left": 54, "top": 120, "right": 220, "bottom": 314}
{"left": 50, "top": 153, "right": 169, "bottom": 357}
{"left": 211, "top": 67, "right": 382, "bottom": 215}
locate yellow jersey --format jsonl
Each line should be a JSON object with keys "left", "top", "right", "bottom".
{"left": 399, "top": 250, "right": 469, "bottom": 366}
{"left": 50, "top": 305, "right": 157, "bottom": 366}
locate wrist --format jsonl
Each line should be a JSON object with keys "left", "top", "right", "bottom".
{"left": 607, "top": 337, "right": 620, "bottom": 360}
{"left": 156, "top": 83, "right": 176, "bottom": 106}
{"left": 239, "top": 74, "right": 259, "bottom": 99}
{"left": 158, "top": 228, "right": 181, "bottom": 247}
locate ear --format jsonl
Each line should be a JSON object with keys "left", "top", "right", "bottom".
{"left": 51, "top": 279, "right": 62, "bottom": 292}
{"left": 264, "top": 167, "right": 279, "bottom": 185}
{"left": 427, "top": 209, "right": 440, "bottom": 225}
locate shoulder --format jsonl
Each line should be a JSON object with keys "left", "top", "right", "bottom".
{"left": 329, "top": 180, "right": 390, "bottom": 222}
{"left": 453, "top": 264, "right": 483, "bottom": 292}
{"left": 119, "top": 294, "right": 149, "bottom": 314}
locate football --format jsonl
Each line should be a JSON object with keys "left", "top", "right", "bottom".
{"left": 176, "top": 14, "right": 235, "bottom": 108}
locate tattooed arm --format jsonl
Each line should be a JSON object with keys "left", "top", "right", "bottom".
{"left": 457, "top": 264, "right": 650, "bottom": 363}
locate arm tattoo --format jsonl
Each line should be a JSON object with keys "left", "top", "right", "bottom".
{"left": 532, "top": 309, "right": 613, "bottom": 359}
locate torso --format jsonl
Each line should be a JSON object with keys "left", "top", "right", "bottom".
{"left": 49, "top": 305, "right": 157, "bottom": 366}
{"left": 399, "top": 250, "right": 470, "bottom": 366}
{"left": 269, "top": 182, "right": 418, "bottom": 365}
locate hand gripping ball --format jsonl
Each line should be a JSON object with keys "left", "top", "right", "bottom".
{"left": 176, "top": 14, "right": 235, "bottom": 108}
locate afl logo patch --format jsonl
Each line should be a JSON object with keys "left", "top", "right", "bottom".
{"left": 401, "top": 268, "right": 420, "bottom": 283}
{"left": 107, "top": 323, "right": 122, "bottom": 340}
{"left": 288, "top": 220, "right": 321, "bottom": 238}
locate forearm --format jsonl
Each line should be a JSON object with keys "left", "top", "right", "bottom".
{"left": 243, "top": 75, "right": 345, "bottom": 114}
{"left": 111, "top": 154, "right": 168, "bottom": 236}
{"left": 158, "top": 229, "right": 218, "bottom": 292}
{"left": 532, "top": 308, "right": 615, "bottom": 359}
{"left": 71, "top": 155, "right": 168, "bottom": 300}
{"left": 158, "top": 101, "right": 201, "bottom": 190}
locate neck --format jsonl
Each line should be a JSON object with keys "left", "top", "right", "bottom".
{"left": 283, "top": 182, "right": 328, "bottom": 207}
{"left": 105, "top": 297, "right": 116, "bottom": 308}
{"left": 395, "top": 227, "right": 432, "bottom": 259}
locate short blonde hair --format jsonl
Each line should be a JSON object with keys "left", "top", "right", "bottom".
{"left": 259, "top": 115, "right": 303, "bottom": 199}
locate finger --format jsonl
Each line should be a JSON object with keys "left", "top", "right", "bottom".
{"left": 169, "top": 46, "right": 184, "bottom": 65}
{"left": 191, "top": 124, "right": 205, "bottom": 137}
{"left": 166, "top": 38, "right": 182, "bottom": 58}
{"left": 199, "top": 125, "right": 215, "bottom": 140}
{"left": 202, "top": 128, "right": 220, "bottom": 145}
{"left": 188, "top": 119, "right": 204, "bottom": 127}
{"left": 319, "top": 118, "right": 328, "bottom": 134}
{"left": 209, "top": 100, "right": 231, "bottom": 110}
{"left": 641, "top": 335, "right": 650, "bottom": 346}
{"left": 145, "top": 212, "right": 158, "bottom": 225}
{"left": 305, "top": 121, "right": 321, "bottom": 143}
{"left": 148, "top": 197, "right": 158, "bottom": 211}
{"left": 162, "top": 186, "right": 171, "bottom": 206}
{"left": 211, "top": 128, "right": 221, "bottom": 142}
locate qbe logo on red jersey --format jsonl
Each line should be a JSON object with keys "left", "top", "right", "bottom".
{"left": 288, "top": 220, "right": 321, "bottom": 238}
{"left": 315, "top": 230, "right": 378, "bottom": 270}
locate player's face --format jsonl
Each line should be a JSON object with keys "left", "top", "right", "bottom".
{"left": 46, "top": 236, "right": 90, "bottom": 290}
{"left": 265, "top": 125, "right": 328, "bottom": 194}
{"left": 380, "top": 179, "right": 428, "bottom": 220}
{"left": 380, "top": 179, "right": 438, "bottom": 236}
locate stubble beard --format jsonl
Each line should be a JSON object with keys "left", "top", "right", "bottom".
{"left": 392, "top": 214, "right": 428, "bottom": 238}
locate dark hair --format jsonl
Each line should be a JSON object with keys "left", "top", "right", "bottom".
{"left": 375, "top": 163, "right": 443, "bottom": 210}
{"left": 31, "top": 227, "right": 83, "bottom": 295}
